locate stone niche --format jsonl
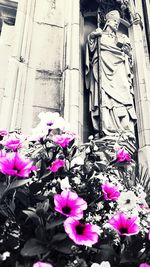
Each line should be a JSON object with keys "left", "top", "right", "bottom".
{"left": 80, "top": 0, "right": 150, "bottom": 185}
{"left": 80, "top": 0, "right": 132, "bottom": 141}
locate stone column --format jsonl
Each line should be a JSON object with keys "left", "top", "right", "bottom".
{"left": 0, "top": 0, "right": 36, "bottom": 132}
{"left": 28, "top": 0, "right": 64, "bottom": 131}
{"left": 0, "top": 21, "right": 15, "bottom": 108}
{"left": 129, "top": 1, "right": 150, "bottom": 173}
{"left": 63, "top": 0, "right": 83, "bottom": 138}
{"left": 0, "top": 0, "right": 17, "bottom": 129}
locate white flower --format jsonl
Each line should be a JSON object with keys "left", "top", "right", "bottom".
{"left": 137, "top": 190, "right": 147, "bottom": 204}
{"left": 93, "top": 145, "right": 99, "bottom": 151}
{"left": 94, "top": 214, "right": 102, "bottom": 221}
{"left": 97, "top": 202, "right": 104, "bottom": 210}
{"left": 88, "top": 135, "right": 94, "bottom": 140}
{"left": 91, "top": 262, "right": 111, "bottom": 267}
{"left": 147, "top": 214, "right": 150, "bottom": 223}
{"left": 51, "top": 187, "right": 56, "bottom": 194}
{"left": 71, "top": 156, "right": 84, "bottom": 167}
{"left": 38, "top": 111, "right": 70, "bottom": 131}
{"left": 118, "top": 191, "right": 137, "bottom": 210}
{"left": 91, "top": 264, "right": 100, "bottom": 267}
{"left": 60, "top": 177, "right": 71, "bottom": 190}
{"left": 0, "top": 251, "right": 10, "bottom": 260}
{"left": 85, "top": 146, "right": 91, "bottom": 154}
{"left": 29, "top": 124, "right": 48, "bottom": 141}
{"left": 73, "top": 176, "right": 81, "bottom": 185}
{"left": 100, "top": 262, "right": 111, "bottom": 267}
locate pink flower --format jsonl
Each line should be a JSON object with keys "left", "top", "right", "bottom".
{"left": 53, "top": 133, "right": 75, "bottom": 148}
{"left": 54, "top": 191, "right": 87, "bottom": 219}
{"left": 116, "top": 148, "right": 131, "bottom": 162}
{"left": 47, "top": 159, "right": 65, "bottom": 173}
{"left": 139, "top": 264, "right": 150, "bottom": 267}
{"left": 148, "top": 230, "right": 150, "bottom": 240}
{"left": 108, "top": 213, "right": 139, "bottom": 236}
{"left": 101, "top": 182, "right": 120, "bottom": 201}
{"left": 33, "top": 262, "right": 53, "bottom": 267}
{"left": 0, "top": 150, "right": 6, "bottom": 158}
{"left": 64, "top": 217, "right": 100, "bottom": 246}
{"left": 54, "top": 191, "right": 87, "bottom": 220}
{"left": 3, "top": 138, "right": 23, "bottom": 151}
{"left": 0, "top": 130, "right": 8, "bottom": 140}
{"left": 0, "top": 152, "right": 36, "bottom": 177}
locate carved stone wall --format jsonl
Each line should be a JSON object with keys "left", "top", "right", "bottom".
{"left": 0, "top": 0, "right": 65, "bottom": 134}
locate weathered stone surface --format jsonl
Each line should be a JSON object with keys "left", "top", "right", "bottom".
{"left": 33, "top": 71, "right": 61, "bottom": 110}
{"left": 0, "top": 89, "right": 4, "bottom": 107}
{"left": 0, "top": 46, "right": 11, "bottom": 88}
{"left": 34, "top": 0, "right": 64, "bottom": 27}
{"left": 70, "top": 24, "right": 79, "bottom": 70}
{"left": 0, "top": 23, "right": 15, "bottom": 88}
{"left": 72, "top": 0, "right": 80, "bottom": 25}
{"left": 29, "top": 23, "right": 63, "bottom": 71}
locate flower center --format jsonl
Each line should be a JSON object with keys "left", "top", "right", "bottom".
{"left": 62, "top": 206, "right": 71, "bottom": 214}
{"left": 75, "top": 224, "right": 85, "bottom": 235}
{"left": 126, "top": 199, "right": 131, "bottom": 204}
{"left": 119, "top": 227, "right": 128, "bottom": 234}
{"left": 0, "top": 135, "right": 3, "bottom": 141}
{"left": 47, "top": 122, "right": 53, "bottom": 126}
{"left": 13, "top": 166, "right": 20, "bottom": 173}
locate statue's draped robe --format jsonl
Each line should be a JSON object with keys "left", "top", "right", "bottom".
{"left": 85, "top": 32, "right": 136, "bottom": 137}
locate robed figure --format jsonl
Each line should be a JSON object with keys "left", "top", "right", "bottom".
{"left": 85, "top": 10, "right": 137, "bottom": 139}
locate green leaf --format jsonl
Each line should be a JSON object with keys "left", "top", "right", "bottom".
{"left": 46, "top": 217, "right": 64, "bottom": 230}
{"left": 51, "top": 233, "right": 67, "bottom": 243}
{"left": 23, "top": 210, "right": 41, "bottom": 224}
{"left": 8, "top": 179, "right": 32, "bottom": 191}
{"left": 53, "top": 238, "right": 73, "bottom": 254}
{"left": 21, "top": 238, "right": 47, "bottom": 257}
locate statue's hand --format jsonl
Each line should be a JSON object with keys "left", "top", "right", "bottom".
{"left": 96, "top": 28, "right": 103, "bottom": 36}
{"left": 90, "top": 28, "right": 102, "bottom": 39}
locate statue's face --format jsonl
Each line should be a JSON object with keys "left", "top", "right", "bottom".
{"left": 107, "top": 19, "right": 120, "bottom": 32}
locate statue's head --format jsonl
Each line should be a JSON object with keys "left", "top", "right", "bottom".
{"left": 104, "top": 10, "right": 121, "bottom": 32}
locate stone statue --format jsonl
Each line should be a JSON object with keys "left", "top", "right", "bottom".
{"left": 85, "top": 10, "right": 137, "bottom": 139}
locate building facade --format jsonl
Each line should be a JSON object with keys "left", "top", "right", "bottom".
{"left": 0, "top": 0, "right": 150, "bottom": 171}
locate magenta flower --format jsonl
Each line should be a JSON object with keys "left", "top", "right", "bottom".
{"left": 139, "top": 264, "right": 150, "bottom": 267}
{"left": 64, "top": 217, "right": 100, "bottom": 246}
{"left": 53, "top": 133, "right": 75, "bottom": 148}
{"left": 101, "top": 182, "right": 120, "bottom": 201}
{"left": 47, "top": 159, "right": 65, "bottom": 173}
{"left": 109, "top": 213, "right": 139, "bottom": 236}
{"left": 116, "top": 148, "right": 131, "bottom": 162}
{"left": 0, "top": 130, "right": 8, "bottom": 140}
{"left": 33, "top": 262, "right": 53, "bottom": 267}
{"left": 0, "top": 152, "right": 36, "bottom": 177}
{"left": 54, "top": 191, "right": 87, "bottom": 219}
{"left": 0, "top": 150, "right": 6, "bottom": 158}
{"left": 3, "top": 138, "right": 23, "bottom": 151}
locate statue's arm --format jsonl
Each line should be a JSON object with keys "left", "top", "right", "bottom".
{"left": 87, "top": 28, "right": 102, "bottom": 53}
{"left": 85, "top": 28, "right": 102, "bottom": 89}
